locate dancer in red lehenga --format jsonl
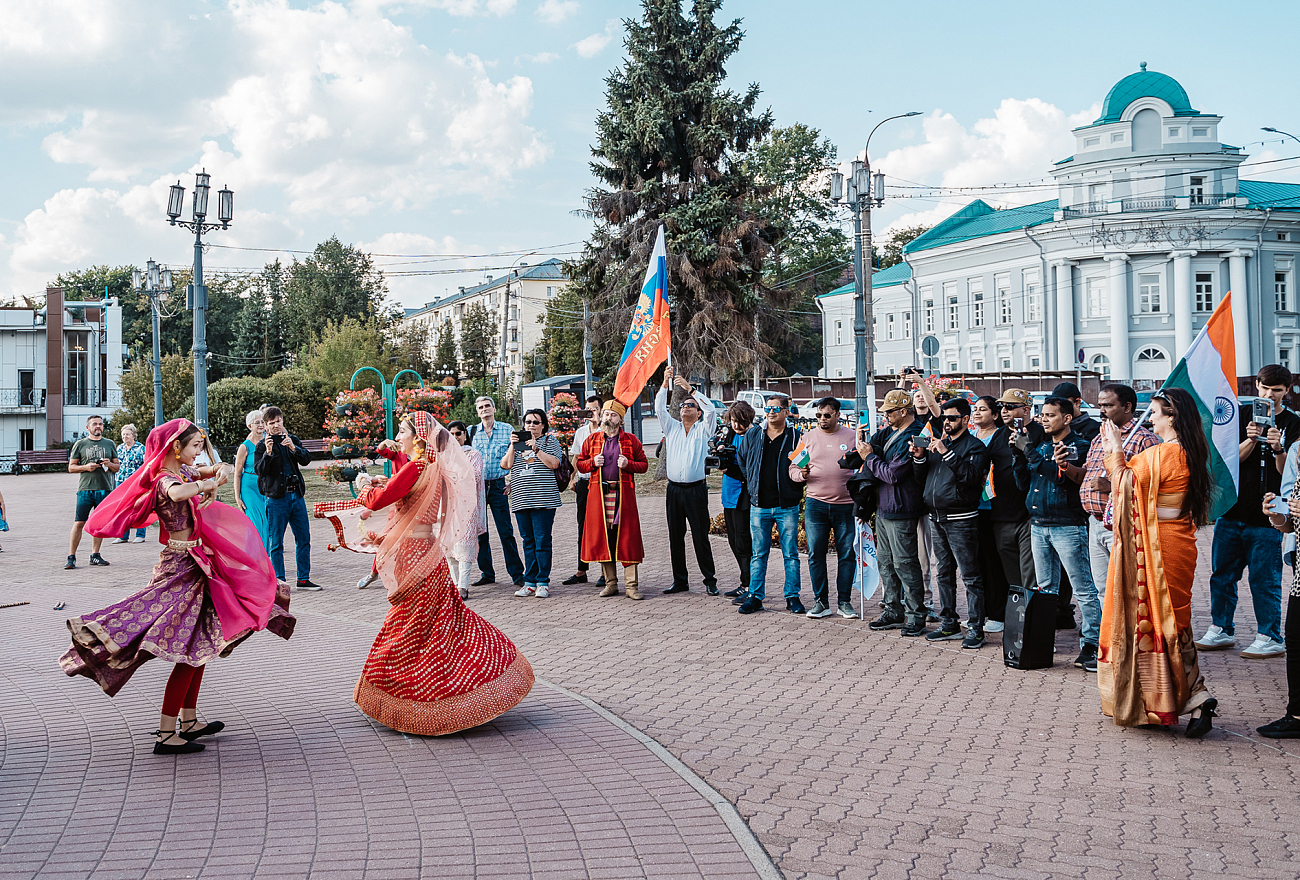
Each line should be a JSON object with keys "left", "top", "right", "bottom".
{"left": 353, "top": 411, "right": 533, "bottom": 735}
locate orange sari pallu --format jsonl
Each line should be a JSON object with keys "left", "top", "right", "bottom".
{"left": 1098, "top": 442, "right": 1210, "bottom": 726}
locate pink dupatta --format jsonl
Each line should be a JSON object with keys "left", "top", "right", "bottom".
{"left": 86, "top": 419, "right": 281, "bottom": 640}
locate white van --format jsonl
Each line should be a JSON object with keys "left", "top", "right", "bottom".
{"left": 735, "top": 390, "right": 799, "bottom": 417}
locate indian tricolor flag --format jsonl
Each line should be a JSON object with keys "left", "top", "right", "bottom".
{"left": 788, "top": 437, "right": 810, "bottom": 469}
{"left": 1161, "top": 292, "right": 1239, "bottom": 520}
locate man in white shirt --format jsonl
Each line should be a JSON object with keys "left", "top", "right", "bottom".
{"left": 656, "top": 366, "right": 718, "bottom": 595}
{"left": 563, "top": 395, "right": 606, "bottom": 587}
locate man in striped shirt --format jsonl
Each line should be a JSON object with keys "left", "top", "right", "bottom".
{"left": 471, "top": 396, "right": 525, "bottom": 587}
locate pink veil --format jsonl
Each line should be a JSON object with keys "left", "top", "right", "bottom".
{"left": 374, "top": 412, "right": 477, "bottom": 603}
{"left": 85, "top": 418, "right": 282, "bottom": 640}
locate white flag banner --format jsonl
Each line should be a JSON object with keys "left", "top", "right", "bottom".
{"left": 853, "top": 516, "right": 880, "bottom": 617}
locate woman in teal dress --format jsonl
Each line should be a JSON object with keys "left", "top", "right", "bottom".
{"left": 233, "top": 409, "right": 270, "bottom": 552}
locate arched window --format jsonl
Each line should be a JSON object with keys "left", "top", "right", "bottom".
{"left": 1091, "top": 354, "right": 1111, "bottom": 380}
{"left": 1133, "top": 346, "right": 1171, "bottom": 381}
{"left": 1136, "top": 347, "right": 1167, "bottom": 362}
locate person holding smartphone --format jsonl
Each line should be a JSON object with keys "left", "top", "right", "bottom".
{"left": 254, "top": 406, "right": 323, "bottom": 591}
{"left": 500, "top": 408, "right": 564, "bottom": 598}
{"left": 1018, "top": 396, "right": 1095, "bottom": 668}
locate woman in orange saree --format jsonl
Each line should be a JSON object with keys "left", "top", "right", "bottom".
{"left": 1098, "top": 387, "right": 1217, "bottom": 738}
{"left": 352, "top": 411, "right": 533, "bottom": 735}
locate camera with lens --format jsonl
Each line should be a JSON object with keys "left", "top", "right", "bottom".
{"left": 912, "top": 435, "right": 931, "bottom": 450}
{"left": 706, "top": 422, "right": 735, "bottom": 472}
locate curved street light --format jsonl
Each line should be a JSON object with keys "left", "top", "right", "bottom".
{"left": 1262, "top": 126, "right": 1300, "bottom": 146}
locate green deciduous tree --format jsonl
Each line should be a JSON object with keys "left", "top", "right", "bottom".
{"left": 388, "top": 319, "right": 435, "bottom": 379}
{"left": 458, "top": 302, "right": 497, "bottom": 381}
{"left": 116, "top": 352, "right": 195, "bottom": 430}
{"left": 281, "top": 237, "right": 393, "bottom": 355}
{"left": 875, "top": 224, "right": 933, "bottom": 269}
{"left": 567, "top": 0, "right": 779, "bottom": 382}
{"left": 297, "top": 317, "right": 397, "bottom": 398}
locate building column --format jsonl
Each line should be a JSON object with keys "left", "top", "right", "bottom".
{"left": 1228, "top": 249, "right": 1253, "bottom": 375}
{"left": 1052, "top": 260, "right": 1076, "bottom": 371}
{"left": 1170, "top": 249, "right": 1197, "bottom": 359}
{"left": 1105, "top": 254, "right": 1130, "bottom": 382}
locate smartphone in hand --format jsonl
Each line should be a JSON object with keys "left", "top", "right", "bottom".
{"left": 1270, "top": 494, "right": 1291, "bottom": 516}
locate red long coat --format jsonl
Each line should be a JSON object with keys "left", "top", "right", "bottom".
{"left": 575, "top": 430, "right": 648, "bottom": 564}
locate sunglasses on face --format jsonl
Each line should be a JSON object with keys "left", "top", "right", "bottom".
{"left": 524, "top": 420, "right": 542, "bottom": 425}
{"left": 816, "top": 412, "right": 838, "bottom": 419}
{"left": 680, "top": 402, "right": 699, "bottom": 409}
{"left": 998, "top": 403, "right": 1024, "bottom": 410}
{"left": 764, "top": 406, "right": 785, "bottom": 413}
{"left": 942, "top": 415, "right": 963, "bottom": 422}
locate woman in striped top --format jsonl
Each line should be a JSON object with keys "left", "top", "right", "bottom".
{"left": 501, "top": 409, "right": 564, "bottom": 597}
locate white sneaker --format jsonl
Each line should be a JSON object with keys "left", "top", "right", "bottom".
{"left": 984, "top": 620, "right": 1005, "bottom": 633}
{"left": 357, "top": 571, "right": 380, "bottom": 590}
{"left": 1241, "top": 635, "right": 1287, "bottom": 659}
{"left": 110, "top": 537, "right": 129, "bottom": 544}
{"left": 534, "top": 586, "right": 550, "bottom": 598}
{"left": 131, "top": 536, "right": 146, "bottom": 544}
{"left": 514, "top": 585, "right": 536, "bottom": 597}
{"left": 1195, "top": 625, "right": 1235, "bottom": 651}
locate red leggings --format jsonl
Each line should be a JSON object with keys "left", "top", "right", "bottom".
{"left": 161, "top": 665, "right": 205, "bottom": 716}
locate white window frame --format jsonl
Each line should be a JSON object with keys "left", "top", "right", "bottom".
{"left": 1278, "top": 263, "right": 1293, "bottom": 313}
{"left": 903, "top": 311, "right": 912, "bottom": 339}
{"left": 1086, "top": 276, "right": 1107, "bottom": 317}
{"left": 1091, "top": 354, "right": 1111, "bottom": 381}
{"left": 886, "top": 313, "right": 895, "bottom": 341}
{"left": 1000, "top": 357, "right": 1012, "bottom": 370}
{"left": 970, "top": 279, "right": 984, "bottom": 328}
{"left": 947, "top": 296, "right": 960, "bottom": 331}
{"left": 834, "top": 320, "right": 843, "bottom": 345}
{"left": 1029, "top": 355, "right": 1041, "bottom": 369}
{"left": 1138, "top": 273, "right": 1163, "bottom": 314}
{"left": 1024, "top": 269, "right": 1041, "bottom": 322}
{"left": 1194, "top": 272, "right": 1214, "bottom": 313}
{"left": 996, "top": 273, "right": 1011, "bottom": 324}
{"left": 972, "top": 359, "right": 984, "bottom": 372}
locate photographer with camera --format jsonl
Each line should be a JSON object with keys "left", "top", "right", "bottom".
{"left": 912, "top": 398, "right": 991, "bottom": 648}
{"left": 1200, "top": 364, "right": 1298, "bottom": 659}
{"left": 1018, "top": 396, "right": 1094, "bottom": 664}
{"left": 715, "top": 401, "right": 755, "bottom": 601}
{"left": 254, "top": 406, "right": 322, "bottom": 591}
{"left": 852, "top": 390, "right": 927, "bottom": 635}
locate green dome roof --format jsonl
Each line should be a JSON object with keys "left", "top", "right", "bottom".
{"left": 1093, "top": 64, "right": 1199, "bottom": 124}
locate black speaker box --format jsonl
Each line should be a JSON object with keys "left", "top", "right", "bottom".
{"left": 1003, "top": 586, "right": 1055, "bottom": 669}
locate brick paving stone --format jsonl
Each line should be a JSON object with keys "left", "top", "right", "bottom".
{"left": 6, "top": 471, "right": 1300, "bottom": 879}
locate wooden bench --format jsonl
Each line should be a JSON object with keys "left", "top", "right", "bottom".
{"left": 301, "top": 438, "right": 329, "bottom": 456}
{"left": 15, "top": 448, "right": 71, "bottom": 474}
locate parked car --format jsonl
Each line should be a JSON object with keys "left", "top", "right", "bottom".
{"left": 735, "top": 389, "right": 799, "bottom": 417}
{"left": 1030, "top": 390, "right": 1101, "bottom": 422}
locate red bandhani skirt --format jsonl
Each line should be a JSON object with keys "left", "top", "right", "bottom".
{"left": 354, "top": 558, "right": 533, "bottom": 736}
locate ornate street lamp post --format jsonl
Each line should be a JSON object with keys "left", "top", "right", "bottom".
{"left": 166, "top": 170, "right": 233, "bottom": 432}
{"left": 131, "top": 259, "right": 174, "bottom": 427}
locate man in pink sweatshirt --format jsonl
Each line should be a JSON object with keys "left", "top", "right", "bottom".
{"left": 792, "top": 397, "right": 860, "bottom": 619}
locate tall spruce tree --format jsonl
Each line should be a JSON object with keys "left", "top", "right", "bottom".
{"left": 433, "top": 320, "right": 459, "bottom": 379}
{"left": 566, "top": 0, "right": 779, "bottom": 381}
{"left": 458, "top": 302, "right": 497, "bottom": 380}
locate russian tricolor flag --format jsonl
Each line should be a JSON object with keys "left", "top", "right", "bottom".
{"left": 612, "top": 226, "right": 671, "bottom": 406}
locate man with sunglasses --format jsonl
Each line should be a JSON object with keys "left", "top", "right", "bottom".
{"left": 562, "top": 395, "right": 607, "bottom": 589}
{"left": 656, "top": 366, "right": 719, "bottom": 595}
{"left": 791, "top": 397, "right": 859, "bottom": 619}
{"left": 735, "top": 393, "right": 805, "bottom": 614}
{"left": 911, "top": 398, "right": 991, "bottom": 647}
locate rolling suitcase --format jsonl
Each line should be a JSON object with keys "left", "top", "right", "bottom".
{"left": 1003, "top": 585, "right": 1055, "bottom": 669}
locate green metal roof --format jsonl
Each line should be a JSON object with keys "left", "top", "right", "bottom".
{"left": 815, "top": 261, "right": 912, "bottom": 299}
{"left": 902, "top": 199, "right": 1058, "bottom": 255}
{"left": 1092, "top": 65, "right": 1198, "bottom": 125}
{"left": 1240, "top": 180, "right": 1300, "bottom": 211}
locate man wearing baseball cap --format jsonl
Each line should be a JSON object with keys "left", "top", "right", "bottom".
{"left": 857, "top": 389, "right": 928, "bottom": 635}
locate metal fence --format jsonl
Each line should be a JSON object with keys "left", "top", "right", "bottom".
{"left": 0, "top": 388, "right": 45, "bottom": 408}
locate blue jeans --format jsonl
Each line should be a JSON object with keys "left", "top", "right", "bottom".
{"left": 1030, "top": 524, "right": 1097, "bottom": 647}
{"left": 1209, "top": 518, "right": 1283, "bottom": 642}
{"left": 266, "top": 492, "right": 311, "bottom": 582}
{"left": 514, "top": 507, "right": 556, "bottom": 588}
{"left": 748, "top": 506, "right": 801, "bottom": 603}
{"left": 805, "top": 498, "right": 856, "bottom": 606}
{"left": 478, "top": 478, "right": 524, "bottom": 582}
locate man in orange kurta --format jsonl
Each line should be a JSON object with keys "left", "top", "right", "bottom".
{"left": 576, "top": 400, "right": 648, "bottom": 599}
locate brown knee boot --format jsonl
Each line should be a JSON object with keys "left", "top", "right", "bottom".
{"left": 624, "top": 564, "right": 643, "bottom": 600}
{"left": 600, "top": 562, "right": 620, "bottom": 597}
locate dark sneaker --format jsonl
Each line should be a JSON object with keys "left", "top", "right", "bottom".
{"left": 837, "top": 602, "right": 857, "bottom": 619}
{"left": 805, "top": 600, "right": 833, "bottom": 619}
{"left": 89, "top": 553, "right": 109, "bottom": 566}
{"left": 925, "top": 627, "right": 963, "bottom": 642}
{"left": 706, "top": 586, "right": 720, "bottom": 596}
{"left": 1257, "top": 715, "right": 1300, "bottom": 739}
{"left": 901, "top": 621, "right": 927, "bottom": 638}
{"left": 296, "top": 580, "right": 324, "bottom": 592}
{"left": 471, "top": 576, "right": 496, "bottom": 587}
{"left": 786, "top": 597, "right": 806, "bottom": 615}
{"left": 594, "top": 575, "right": 606, "bottom": 588}
{"left": 64, "top": 555, "right": 76, "bottom": 570}
{"left": 723, "top": 587, "right": 745, "bottom": 598}
{"left": 961, "top": 630, "right": 985, "bottom": 650}
{"left": 561, "top": 573, "right": 587, "bottom": 585}
{"left": 730, "top": 591, "right": 750, "bottom": 606}
{"left": 1075, "top": 643, "right": 1098, "bottom": 672}
{"left": 738, "top": 597, "right": 763, "bottom": 615}
{"left": 868, "top": 614, "right": 905, "bottom": 632}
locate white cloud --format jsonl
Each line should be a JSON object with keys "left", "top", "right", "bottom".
{"left": 366, "top": 0, "right": 517, "bottom": 16}
{"left": 518, "top": 51, "right": 560, "bottom": 64}
{"left": 0, "top": 0, "right": 122, "bottom": 56}
{"left": 572, "top": 19, "right": 617, "bottom": 58}
{"left": 867, "top": 98, "right": 1100, "bottom": 240}
{"left": 535, "top": 0, "right": 577, "bottom": 24}
{"left": 355, "top": 231, "right": 467, "bottom": 306}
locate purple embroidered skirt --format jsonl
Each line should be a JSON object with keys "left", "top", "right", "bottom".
{"left": 60, "top": 546, "right": 294, "bottom": 697}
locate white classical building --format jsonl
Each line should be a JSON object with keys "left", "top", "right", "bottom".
{"left": 401, "top": 259, "right": 569, "bottom": 382}
{"left": 0, "top": 288, "right": 124, "bottom": 457}
{"left": 819, "top": 66, "right": 1300, "bottom": 387}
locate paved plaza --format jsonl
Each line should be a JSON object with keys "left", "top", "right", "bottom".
{"left": 1, "top": 471, "right": 1298, "bottom": 880}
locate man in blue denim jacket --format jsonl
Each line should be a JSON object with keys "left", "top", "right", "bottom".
{"left": 1016, "top": 396, "right": 1095, "bottom": 669}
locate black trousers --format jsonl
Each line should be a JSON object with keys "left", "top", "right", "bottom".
{"left": 977, "top": 511, "right": 1010, "bottom": 624}
{"left": 666, "top": 480, "right": 716, "bottom": 589}
{"left": 1287, "top": 587, "right": 1300, "bottom": 717}
{"left": 574, "top": 478, "right": 590, "bottom": 572}
{"left": 724, "top": 502, "right": 751, "bottom": 590}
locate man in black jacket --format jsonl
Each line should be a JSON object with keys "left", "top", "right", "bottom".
{"left": 988, "top": 389, "right": 1038, "bottom": 634}
{"left": 1052, "top": 382, "right": 1100, "bottom": 442}
{"left": 911, "top": 398, "right": 991, "bottom": 648}
{"left": 255, "top": 406, "right": 322, "bottom": 591}
{"left": 734, "top": 394, "right": 804, "bottom": 615}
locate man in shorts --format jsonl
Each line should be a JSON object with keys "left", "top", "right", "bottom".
{"left": 66, "top": 415, "right": 119, "bottom": 569}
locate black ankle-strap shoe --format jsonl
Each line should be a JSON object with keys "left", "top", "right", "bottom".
{"left": 179, "top": 720, "right": 226, "bottom": 741}
{"left": 153, "top": 731, "right": 205, "bottom": 755}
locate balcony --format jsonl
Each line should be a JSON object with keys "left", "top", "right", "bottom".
{"left": 0, "top": 388, "right": 46, "bottom": 410}
{"left": 64, "top": 388, "right": 123, "bottom": 408}
{"left": 1121, "top": 197, "right": 1177, "bottom": 212}
{"left": 1060, "top": 201, "right": 1108, "bottom": 218}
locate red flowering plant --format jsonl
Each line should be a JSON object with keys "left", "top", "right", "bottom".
{"left": 322, "top": 388, "right": 384, "bottom": 470}
{"left": 547, "top": 392, "right": 582, "bottom": 452}
{"left": 394, "top": 387, "right": 453, "bottom": 425}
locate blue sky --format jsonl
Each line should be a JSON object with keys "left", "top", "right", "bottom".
{"left": 2, "top": 0, "right": 1297, "bottom": 307}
